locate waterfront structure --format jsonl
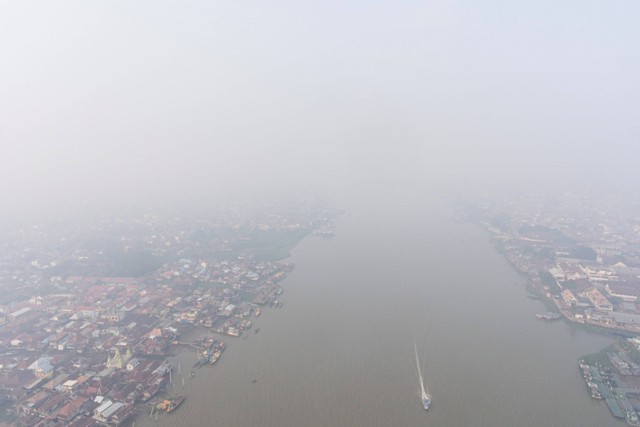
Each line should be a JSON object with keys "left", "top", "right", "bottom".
{"left": 585, "top": 288, "right": 613, "bottom": 312}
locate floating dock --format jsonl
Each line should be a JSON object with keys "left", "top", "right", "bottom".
{"left": 605, "top": 397, "right": 625, "bottom": 419}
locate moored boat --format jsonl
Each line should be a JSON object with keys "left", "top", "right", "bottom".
{"left": 156, "top": 395, "right": 185, "bottom": 413}
{"left": 210, "top": 350, "right": 222, "bottom": 365}
{"left": 166, "top": 396, "right": 185, "bottom": 413}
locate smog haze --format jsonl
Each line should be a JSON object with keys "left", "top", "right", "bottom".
{"left": 1, "top": 1, "right": 639, "bottom": 218}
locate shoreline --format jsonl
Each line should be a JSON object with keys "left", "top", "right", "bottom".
{"left": 466, "top": 218, "right": 637, "bottom": 426}
{"left": 131, "top": 229, "right": 323, "bottom": 424}
{"left": 472, "top": 219, "right": 635, "bottom": 339}
{"left": 0, "top": 199, "right": 342, "bottom": 427}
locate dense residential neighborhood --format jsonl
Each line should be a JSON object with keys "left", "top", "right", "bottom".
{"left": 0, "top": 200, "right": 336, "bottom": 426}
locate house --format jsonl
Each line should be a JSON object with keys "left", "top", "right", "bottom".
{"left": 93, "top": 400, "right": 125, "bottom": 423}
{"left": 28, "top": 357, "right": 54, "bottom": 379}
{"left": 126, "top": 358, "right": 139, "bottom": 371}
{"left": 56, "top": 395, "right": 91, "bottom": 422}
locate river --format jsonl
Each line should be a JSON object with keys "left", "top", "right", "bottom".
{"left": 137, "top": 193, "right": 617, "bottom": 426}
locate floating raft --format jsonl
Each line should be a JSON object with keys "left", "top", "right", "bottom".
{"left": 536, "top": 312, "right": 562, "bottom": 320}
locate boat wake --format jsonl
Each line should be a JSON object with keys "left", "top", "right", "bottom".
{"left": 414, "top": 339, "right": 432, "bottom": 411}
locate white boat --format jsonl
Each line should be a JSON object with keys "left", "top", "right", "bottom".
{"left": 414, "top": 340, "right": 432, "bottom": 410}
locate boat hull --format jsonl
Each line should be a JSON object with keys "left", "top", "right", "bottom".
{"left": 422, "top": 397, "right": 431, "bottom": 410}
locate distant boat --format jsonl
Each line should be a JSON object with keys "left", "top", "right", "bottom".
{"left": 414, "top": 340, "right": 432, "bottom": 411}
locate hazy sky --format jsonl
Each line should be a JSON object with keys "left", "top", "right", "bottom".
{"left": 1, "top": 1, "right": 639, "bottom": 215}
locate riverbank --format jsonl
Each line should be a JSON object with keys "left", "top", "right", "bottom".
{"left": 464, "top": 216, "right": 634, "bottom": 425}
{"left": 580, "top": 340, "right": 640, "bottom": 426}
{"left": 472, "top": 219, "right": 640, "bottom": 337}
